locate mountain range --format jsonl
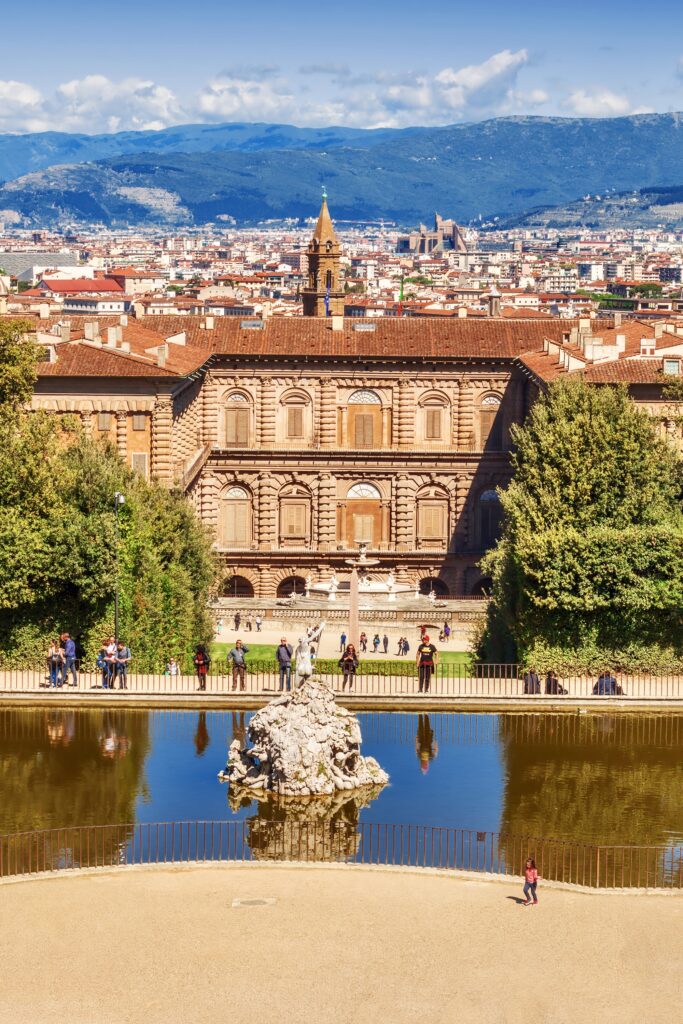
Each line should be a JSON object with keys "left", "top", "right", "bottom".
{"left": 2, "top": 113, "right": 683, "bottom": 228}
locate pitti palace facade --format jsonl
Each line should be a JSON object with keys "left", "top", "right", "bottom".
{"left": 15, "top": 199, "right": 683, "bottom": 600}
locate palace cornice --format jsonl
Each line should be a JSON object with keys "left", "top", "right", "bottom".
{"left": 207, "top": 447, "right": 511, "bottom": 468}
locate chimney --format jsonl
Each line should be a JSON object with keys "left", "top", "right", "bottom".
{"left": 613, "top": 311, "right": 622, "bottom": 328}
{"left": 616, "top": 334, "right": 626, "bottom": 352}
{"left": 119, "top": 313, "right": 128, "bottom": 326}
{"left": 578, "top": 317, "right": 592, "bottom": 336}
{"left": 640, "top": 337, "right": 656, "bottom": 357}
{"left": 654, "top": 323, "right": 664, "bottom": 338}
{"left": 84, "top": 321, "right": 97, "bottom": 341}
{"left": 115, "top": 325, "right": 123, "bottom": 343}
{"left": 331, "top": 314, "right": 344, "bottom": 331}
{"left": 106, "top": 326, "right": 118, "bottom": 347}
{"left": 60, "top": 324, "right": 70, "bottom": 343}
{"left": 487, "top": 285, "right": 501, "bottom": 317}
{"left": 156, "top": 344, "right": 169, "bottom": 367}
{"left": 39, "top": 303, "right": 50, "bottom": 320}
{"left": 457, "top": 306, "right": 467, "bottom": 318}
{"left": 205, "top": 315, "right": 214, "bottom": 329}
{"left": 120, "top": 341, "right": 131, "bottom": 353}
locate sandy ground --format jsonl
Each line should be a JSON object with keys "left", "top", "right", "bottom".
{"left": 215, "top": 621, "right": 458, "bottom": 659}
{"left": 1, "top": 866, "right": 681, "bottom": 1024}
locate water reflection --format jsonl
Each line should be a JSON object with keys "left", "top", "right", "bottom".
{"left": 193, "top": 712, "right": 210, "bottom": 757}
{"left": 415, "top": 714, "right": 438, "bottom": 774}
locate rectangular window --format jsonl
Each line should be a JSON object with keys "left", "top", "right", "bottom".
{"left": 286, "top": 406, "right": 304, "bottom": 438}
{"left": 225, "top": 407, "right": 249, "bottom": 446}
{"left": 425, "top": 407, "right": 443, "bottom": 440}
{"left": 480, "top": 410, "right": 503, "bottom": 451}
{"left": 281, "top": 502, "right": 307, "bottom": 538}
{"left": 132, "top": 413, "right": 146, "bottom": 431}
{"left": 353, "top": 514, "right": 374, "bottom": 543}
{"left": 224, "top": 502, "right": 249, "bottom": 546}
{"left": 97, "top": 412, "right": 111, "bottom": 432}
{"left": 354, "top": 414, "right": 374, "bottom": 448}
{"left": 419, "top": 503, "right": 445, "bottom": 541}
{"left": 130, "top": 452, "right": 148, "bottom": 478}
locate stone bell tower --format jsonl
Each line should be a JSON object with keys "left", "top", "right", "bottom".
{"left": 302, "top": 189, "right": 345, "bottom": 317}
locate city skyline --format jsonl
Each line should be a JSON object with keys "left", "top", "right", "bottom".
{"left": 2, "top": 0, "right": 683, "bottom": 135}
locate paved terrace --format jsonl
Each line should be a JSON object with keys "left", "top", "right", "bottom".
{"left": 1, "top": 865, "right": 681, "bottom": 1024}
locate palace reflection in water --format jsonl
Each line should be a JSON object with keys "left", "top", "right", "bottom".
{"left": 1, "top": 709, "right": 682, "bottom": 856}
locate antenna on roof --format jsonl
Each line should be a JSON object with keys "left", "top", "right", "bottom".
{"left": 321, "top": 184, "right": 328, "bottom": 201}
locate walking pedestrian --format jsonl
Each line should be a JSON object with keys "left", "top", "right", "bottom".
{"left": 234, "top": 611, "right": 241, "bottom": 631}
{"left": 255, "top": 615, "right": 262, "bottom": 632}
{"left": 416, "top": 634, "right": 438, "bottom": 693}
{"left": 444, "top": 622, "right": 451, "bottom": 643}
{"left": 402, "top": 638, "right": 410, "bottom": 657}
{"left": 372, "top": 633, "right": 381, "bottom": 653}
{"left": 193, "top": 644, "right": 211, "bottom": 691}
{"left": 276, "top": 637, "right": 293, "bottom": 691}
{"left": 523, "top": 858, "right": 539, "bottom": 905}
{"left": 339, "top": 644, "right": 359, "bottom": 691}
{"left": 62, "top": 633, "right": 78, "bottom": 687}
{"left": 47, "top": 639, "right": 63, "bottom": 688}
{"left": 228, "top": 639, "right": 249, "bottom": 691}
{"left": 115, "top": 641, "right": 131, "bottom": 689}
{"left": 359, "top": 632, "right": 367, "bottom": 653}
{"left": 339, "top": 632, "right": 347, "bottom": 653}
{"left": 382, "top": 634, "right": 389, "bottom": 654}
{"left": 245, "top": 615, "right": 253, "bottom": 632}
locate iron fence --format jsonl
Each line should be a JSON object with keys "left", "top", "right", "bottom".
{"left": 1, "top": 661, "right": 682, "bottom": 700}
{"left": 0, "top": 820, "right": 681, "bottom": 890}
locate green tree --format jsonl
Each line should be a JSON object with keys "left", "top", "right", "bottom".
{"left": 0, "top": 319, "right": 38, "bottom": 415}
{"left": 480, "top": 376, "right": 683, "bottom": 671}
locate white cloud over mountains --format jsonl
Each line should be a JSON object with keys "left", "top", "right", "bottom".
{"left": 0, "top": 51, "right": 667, "bottom": 135}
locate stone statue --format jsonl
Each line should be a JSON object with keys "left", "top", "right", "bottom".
{"left": 305, "top": 572, "right": 313, "bottom": 596}
{"left": 428, "top": 589, "right": 437, "bottom": 604}
{"left": 295, "top": 621, "right": 325, "bottom": 681}
{"left": 328, "top": 572, "right": 339, "bottom": 602}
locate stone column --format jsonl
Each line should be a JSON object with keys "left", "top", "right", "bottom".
{"left": 317, "top": 473, "right": 336, "bottom": 550}
{"left": 201, "top": 475, "right": 221, "bottom": 543}
{"left": 320, "top": 379, "right": 337, "bottom": 449}
{"left": 152, "top": 397, "right": 173, "bottom": 482}
{"left": 381, "top": 407, "right": 391, "bottom": 448}
{"left": 339, "top": 406, "right": 348, "bottom": 447}
{"left": 257, "top": 474, "right": 278, "bottom": 551}
{"left": 202, "top": 375, "right": 219, "bottom": 447}
{"left": 338, "top": 501, "right": 348, "bottom": 547}
{"left": 250, "top": 476, "right": 260, "bottom": 548}
{"left": 457, "top": 383, "right": 475, "bottom": 451}
{"left": 257, "top": 565, "right": 274, "bottom": 599}
{"left": 115, "top": 411, "right": 127, "bottom": 459}
{"left": 259, "top": 378, "right": 277, "bottom": 448}
{"left": 395, "top": 475, "right": 412, "bottom": 551}
{"left": 450, "top": 382, "right": 460, "bottom": 448}
{"left": 380, "top": 501, "right": 391, "bottom": 548}
{"left": 397, "top": 382, "right": 413, "bottom": 449}
{"left": 455, "top": 477, "right": 470, "bottom": 550}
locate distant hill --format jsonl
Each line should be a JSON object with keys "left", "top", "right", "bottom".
{"left": 3, "top": 113, "right": 683, "bottom": 227}
{"left": 504, "top": 185, "right": 683, "bottom": 230}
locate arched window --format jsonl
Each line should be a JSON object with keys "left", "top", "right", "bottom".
{"left": 279, "top": 483, "right": 311, "bottom": 545}
{"left": 280, "top": 391, "right": 310, "bottom": 443}
{"left": 419, "top": 577, "right": 450, "bottom": 597}
{"left": 224, "top": 392, "right": 252, "bottom": 448}
{"left": 277, "top": 575, "right": 306, "bottom": 598}
{"left": 416, "top": 485, "right": 449, "bottom": 548}
{"left": 347, "top": 482, "right": 381, "bottom": 499}
{"left": 479, "top": 489, "right": 502, "bottom": 550}
{"left": 348, "top": 389, "right": 381, "bottom": 448}
{"left": 345, "top": 482, "right": 382, "bottom": 545}
{"left": 219, "top": 485, "right": 252, "bottom": 548}
{"left": 420, "top": 393, "right": 449, "bottom": 443}
{"left": 223, "top": 574, "right": 254, "bottom": 598}
{"left": 480, "top": 394, "right": 503, "bottom": 451}
{"left": 325, "top": 270, "right": 332, "bottom": 289}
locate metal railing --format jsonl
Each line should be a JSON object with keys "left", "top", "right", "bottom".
{"left": 1, "top": 821, "right": 681, "bottom": 890}
{"left": 1, "top": 662, "right": 682, "bottom": 700}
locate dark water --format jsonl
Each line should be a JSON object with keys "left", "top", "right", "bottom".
{"left": 1, "top": 708, "right": 682, "bottom": 849}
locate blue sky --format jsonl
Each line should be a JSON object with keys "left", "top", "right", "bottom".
{"left": 2, "top": 0, "right": 683, "bottom": 134}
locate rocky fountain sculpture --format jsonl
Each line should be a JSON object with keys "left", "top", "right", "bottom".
{"left": 219, "top": 622, "right": 388, "bottom": 798}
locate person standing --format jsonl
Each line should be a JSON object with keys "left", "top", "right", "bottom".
{"left": 359, "top": 632, "right": 367, "bottom": 653}
{"left": 372, "top": 633, "right": 381, "bottom": 653}
{"left": 276, "top": 637, "right": 293, "bottom": 691}
{"left": 234, "top": 611, "right": 241, "bottom": 631}
{"left": 339, "top": 644, "right": 359, "bottom": 691}
{"left": 193, "top": 644, "right": 211, "bottom": 691}
{"left": 116, "top": 641, "right": 131, "bottom": 689}
{"left": 104, "top": 636, "right": 117, "bottom": 689}
{"left": 255, "top": 614, "right": 262, "bottom": 633}
{"left": 339, "top": 632, "right": 347, "bottom": 653}
{"left": 402, "top": 638, "right": 410, "bottom": 657}
{"left": 523, "top": 858, "right": 539, "bottom": 905}
{"left": 416, "top": 634, "right": 438, "bottom": 693}
{"left": 47, "top": 639, "right": 63, "bottom": 688}
{"left": 62, "top": 633, "right": 78, "bottom": 687}
{"left": 245, "top": 615, "right": 253, "bottom": 632}
{"left": 228, "top": 639, "right": 249, "bottom": 691}
{"left": 382, "top": 634, "right": 389, "bottom": 654}
{"left": 444, "top": 622, "right": 451, "bottom": 643}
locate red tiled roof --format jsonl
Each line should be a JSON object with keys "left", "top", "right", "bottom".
{"left": 40, "top": 279, "right": 124, "bottom": 294}
{"left": 36, "top": 344, "right": 181, "bottom": 378}
{"left": 582, "top": 359, "right": 668, "bottom": 384}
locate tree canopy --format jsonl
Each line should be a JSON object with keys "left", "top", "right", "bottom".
{"left": 0, "top": 320, "right": 216, "bottom": 667}
{"left": 481, "top": 376, "right": 683, "bottom": 671}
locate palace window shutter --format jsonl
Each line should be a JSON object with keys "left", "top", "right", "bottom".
{"left": 282, "top": 502, "right": 306, "bottom": 537}
{"left": 353, "top": 514, "right": 374, "bottom": 543}
{"left": 420, "top": 504, "right": 444, "bottom": 540}
{"left": 287, "top": 406, "right": 304, "bottom": 438}
{"left": 426, "top": 407, "right": 442, "bottom": 440}
{"left": 226, "top": 408, "right": 249, "bottom": 446}
{"left": 224, "top": 501, "right": 249, "bottom": 545}
{"left": 354, "top": 414, "right": 374, "bottom": 448}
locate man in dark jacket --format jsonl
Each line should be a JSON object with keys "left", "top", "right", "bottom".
{"left": 276, "top": 637, "right": 293, "bottom": 691}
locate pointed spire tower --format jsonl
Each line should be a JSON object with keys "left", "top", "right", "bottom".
{"left": 302, "top": 187, "right": 344, "bottom": 317}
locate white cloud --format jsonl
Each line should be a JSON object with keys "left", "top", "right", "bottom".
{"left": 197, "top": 73, "right": 295, "bottom": 121}
{"left": 55, "top": 75, "right": 182, "bottom": 132}
{"left": 564, "top": 89, "right": 650, "bottom": 118}
{"left": 0, "top": 80, "right": 46, "bottom": 131}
